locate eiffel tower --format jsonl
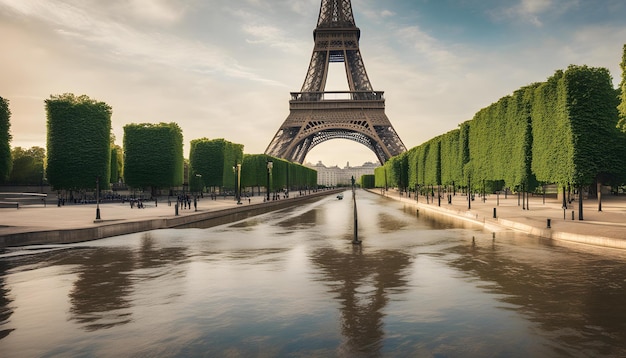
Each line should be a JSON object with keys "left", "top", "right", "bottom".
{"left": 265, "top": 0, "right": 406, "bottom": 164}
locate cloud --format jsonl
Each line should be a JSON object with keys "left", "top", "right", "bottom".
{"left": 380, "top": 10, "right": 395, "bottom": 18}
{"left": 0, "top": 0, "right": 279, "bottom": 85}
{"left": 395, "top": 25, "right": 462, "bottom": 70}
{"left": 491, "top": 0, "right": 554, "bottom": 26}
{"left": 243, "top": 24, "right": 303, "bottom": 54}
{"left": 114, "top": 0, "right": 189, "bottom": 24}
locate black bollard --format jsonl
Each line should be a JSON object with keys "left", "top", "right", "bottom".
{"left": 547, "top": 218, "right": 551, "bottom": 228}
{"left": 175, "top": 204, "right": 179, "bottom": 216}
{"left": 493, "top": 208, "right": 497, "bottom": 218}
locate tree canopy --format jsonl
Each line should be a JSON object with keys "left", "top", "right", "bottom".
{"left": 123, "top": 122, "right": 184, "bottom": 190}
{"left": 378, "top": 64, "right": 625, "bottom": 191}
{"left": 8, "top": 146, "right": 45, "bottom": 185}
{"left": 0, "top": 96, "right": 11, "bottom": 183}
{"left": 45, "top": 93, "right": 112, "bottom": 190}
{"left": 188, "top": 138, "right": 244, "bottom": 190}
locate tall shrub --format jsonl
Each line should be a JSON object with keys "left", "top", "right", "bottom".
{"left": 0, "top": 96, "right": 11, "bottom": 183}
{"left": 123, "top": 122, "right": 184, "bottom": 190}
{"left": 46, "top": 94, "right": 112, "bottom": 190}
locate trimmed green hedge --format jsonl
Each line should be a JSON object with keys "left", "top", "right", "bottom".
{"left": 618, "top": 44, "right": 626, "bottom": 132}
{"left": 189, "top": 138, "right": 243, "bottom": 190}
{"left": 46, "top": 94, "right": 112, "bottom": 190}
{"left": 110, "top": 145, "right": 123, "bottom": 184}
{"left": 240, "top": 154, "right": 316, "bottom": 191}
{"left": 0, "top": 96, "right": 11, "bottom": 183}
{"left": 360, "top": 174, "right": 375, "bottom": 188}
{"left": 378, "top": 65, "right": 625, "bottom": 191}
{"left": 8, "top": 146, "right": 45, "bottom": 185}
{"left": 123, "top": 122, "right": 184, "bottom": 190}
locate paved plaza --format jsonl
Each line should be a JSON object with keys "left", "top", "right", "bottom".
{"left": 1, "top": 189, "right": 625, "bottom": 249}
{"left": 378, "top": 189, "right": 626, "bottom": 249}
{"left": 0, "top": 194, "right": 274, "bottom": 237}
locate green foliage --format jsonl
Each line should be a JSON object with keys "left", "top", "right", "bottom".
{"left": 532, "top": 70, "right": 573, "bottom": 185}
{"left": 45, "top": 93, "right": 112, "bottom": 190}
{"left": 533, "top": 66, "right": 620, "bottom": 186}
{"left": 383, "top": 153, "right": 408, "bottom": 190}
{"left": 618, "top": 44, "right": 626, "bottom": 132}
{"left": 241, "top": 154, "right": 269, "bottom": 188}
{"left": 0, "top": 96, "right": 12, "bottom": 183}
{"left": 563, "top": 65, "right": 621, "bottom": 185}
{"left": 360, "top": 174, "right": 375, "bottom": 188}
{"left": 374, "top": 166, "right": 386, "bottom": 188}
{"left": 240, "top": 155, "right": 317, "bottom": 192}
{"left": 224, "top": 141, "right": 244, "bottom": 190}
{"left": 379, "top": 64, "right": 625, "bottom": 190}
{"left": 110, "top": 145, "right": 123, "bottom": 183}
{"left": 188, "top": 138, "right": 244, "bottom": 190}
{"left": 424, "top": 138, "right": 441, "bottom": 185}
{"left": 123, "top": 122, "right": 183, "bottom": 190}
{"left": 8, "top": 146, "right": 45, "bottom": 185}
{"left": 440, "top": 129, "right": 462, "bottom": 186}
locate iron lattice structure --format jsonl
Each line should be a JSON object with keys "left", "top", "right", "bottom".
{"left": 265, "top": 0, "right": 406, "bottom": 164}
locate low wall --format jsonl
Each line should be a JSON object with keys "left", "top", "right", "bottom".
{"left": 1, "top": 189, "right": 344, "bottom": 247}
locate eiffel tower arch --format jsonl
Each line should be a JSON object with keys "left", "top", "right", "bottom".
{"left": 265, "top": 0, "right": 406, "bottom": 164}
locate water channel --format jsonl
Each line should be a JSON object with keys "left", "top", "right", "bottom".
{"left": 1, "top": 190, "right": 626, "bottom": 357}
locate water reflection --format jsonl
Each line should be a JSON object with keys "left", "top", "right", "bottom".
{"left": 311, "top": 246, "right": 412, "bottom": 355}
{"left": 69, "top": 247, "right": 134, "bottom": 331}
{"left": 56, "top": 233, "right": 189, "bottom": 332}
{"left": 0, "top": 260, "right": 14, "bottom": 340}
{"left": 450, "top": 240, "right": 626, "bottom": 357}
{"left": 2, "top": 191, "right": 626, "bottom": 357}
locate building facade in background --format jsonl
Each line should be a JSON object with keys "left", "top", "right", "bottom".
{"left": 305, "top": 161, "right": 379, "bottom": 187}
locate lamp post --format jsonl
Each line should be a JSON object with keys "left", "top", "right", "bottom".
{"left": 237, "top": 163, "right": 242, "bottom": 205}
{"left": 95, "top": 176, "right": 101, "bottom": 221}
{"left": 195, "top": 173, "right": 202, "bottom": 211}
{"left": 266, "top": 160, "right": 273, "bottom": 201}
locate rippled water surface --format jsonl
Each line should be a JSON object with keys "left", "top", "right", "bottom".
{"left": 2, "top": 190, "right": 626, "bottom": 357}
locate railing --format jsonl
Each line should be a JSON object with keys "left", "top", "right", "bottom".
{"left": 290, "top": 91, "right": 384, "bottom": 102}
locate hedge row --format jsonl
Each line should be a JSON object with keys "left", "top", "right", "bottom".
{"left": 189, "top": 138, "right": 243, "bottom": 191}
{"left": 0, "top": 96, "right": 10, "bottom": 183}
{"left": 123, "top": 122, "right": 184, "bottom": 190}
{"left": 46, "top": 94, "right": 112, "bottom": 191}
{"left": 618, "top": 44, "right": 626, "bottom": 131}
{"left": 378, "top": 65, "right": 626, "bottom": 191}
{"left": 189, "top": 140, "right": 316, "bottom": 193}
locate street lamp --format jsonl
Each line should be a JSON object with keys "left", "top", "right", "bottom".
{"left": 95, "top": 176, "right": 101, "bottom": 221}
{"left": 237, "top": 163, "right": 242, "bottom": 205}
{"left": 233, "top": 163, "right": 242, "bottom": 205}
{"left": 194, "top": 174, "right": 202, "bottom": 211}
{"left": 266, "top": 160, "right": 273, "bottom": 201}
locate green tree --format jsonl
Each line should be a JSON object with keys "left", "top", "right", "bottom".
{"left": 241, "top": 154, "right": 272, "bottom": 194}
{"left": 618, "top": 44, "right": 626, "bottom": 132}
{"left": 45, "top": 93, "right": 112, "bottom": 190}
{"left": 188, "top": 138, "right": 243, "bottom": 191}
{"left": 123, "top": 122, "right": 184, "bottom": 192}
{"left": 0, "top": 96, "right": 11, "bottom": 183}
{"left": 110, "top": 145, "right": 124, "bottom": 184}
{"left": 360, "top": 174, "right": 375, "bottom": 188}
{"left": 9, "top": 146, "right": 45, "bottom": 185}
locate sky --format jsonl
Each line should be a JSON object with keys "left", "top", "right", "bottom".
{"left": 1, "top": 0, "right": 625, "bottom": 168}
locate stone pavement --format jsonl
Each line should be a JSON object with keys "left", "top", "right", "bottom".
{"left": 375, "top": 189, "right": 626, "bottom": 250}
{"left": 0, "top": 193, "right": 295, "bottom": 238}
